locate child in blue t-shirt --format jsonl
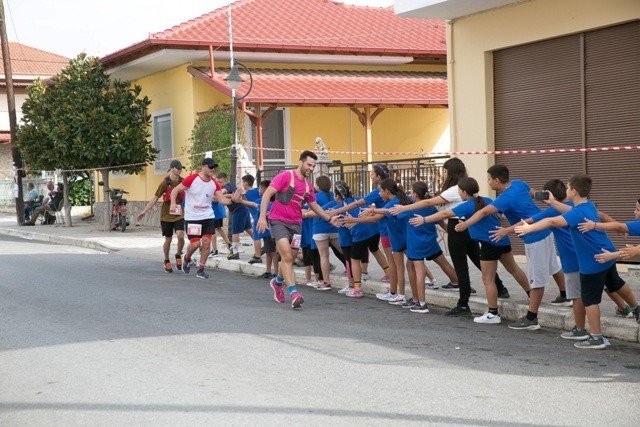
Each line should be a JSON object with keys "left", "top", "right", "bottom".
{"left": 456, "top": 164, "right": 564, "bottom": 331}
{"left": 415, "top": 177, "right": 530, "bottom": 322}
{"left": 515, "top": 174, "right": 640, "bottom": 349}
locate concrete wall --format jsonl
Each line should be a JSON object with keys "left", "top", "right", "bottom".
{"left": 445, "top": 0, "right": 640, "bottom": 193}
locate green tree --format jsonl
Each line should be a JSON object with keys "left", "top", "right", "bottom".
{"left": 17, "top": 54, "right": 155, "bottom": 228}
{"left": 187, "top": 106, "right": 234, "bottom": 176}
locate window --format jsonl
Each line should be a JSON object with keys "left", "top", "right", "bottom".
{"left": 251, "top": 108, "right": 290, "bottom": 167}
{"left": 152, "top": 110, "right": 173, "bottom": 173}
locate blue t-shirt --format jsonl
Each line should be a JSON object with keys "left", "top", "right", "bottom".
{"left": 398, "top": 206, "right": 442, "bottom": 260}
{"left": 531, "top": 202, "right": 578, "bottom": 273}
{"left": 491, "top": 180, "right": 551, "bottom": 244}
{"left": 251, "top": 197, "right": 270, "bottom": 239}
{"left": 301, "top": 215, "right": 314, "bottom": 249}
{"left": 212, "top": 201, "right": 227, "bottom": 219}
{"left": 245, "top": 187, "right": 261, "bottom": 227}
{"left": 452, "top": 197, "right": 510, "bottom": 247}
{"left": 224, "top": 183, "right": 241, "bottom": 214}
{"left": 625, "top": 219, "right": 640, "bottom": 236}
{"left": 364, "top": 188, "right": 388, "bottom": 237}
{"left": 348, "top": 201, "right": 379, "bottom": 243}
{"left": 562, "top": 200, "right": 616, "bottom": 274}
{"left": 313, "top": 192, "right": 338, "bottom": 234}
{"left": 335, "top": 199, "right": 354, "bottom": 247}
{"left": 383, "top": 196, "right": 407, "bottom": 252}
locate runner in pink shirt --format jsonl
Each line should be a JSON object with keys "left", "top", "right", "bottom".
{"left": 257, "top": 150, "right": 341, "bottom": 309}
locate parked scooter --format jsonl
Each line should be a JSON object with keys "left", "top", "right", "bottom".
{"left": 107, "top": 188, "right": 129, "bottom": 232}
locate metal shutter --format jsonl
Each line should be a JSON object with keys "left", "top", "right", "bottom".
{"left": 584, "top": 21, "right": 640, "bottom": 251}
{"left": 494, "top": 35, "right": 583, "bottom": 253}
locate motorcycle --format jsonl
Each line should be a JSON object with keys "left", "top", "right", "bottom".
{"left": 107, "top": 188, "right": 129, "bottom": 232}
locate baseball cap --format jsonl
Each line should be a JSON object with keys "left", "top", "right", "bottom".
{"left": 168, "top": 160, "right": 183, "bottom": 171}
{"left": 202, "top": 158, "right": 219, "bottom": 169}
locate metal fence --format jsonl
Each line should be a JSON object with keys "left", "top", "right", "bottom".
{"left": 255, "top": 156, "right": 449, "bottom": 198}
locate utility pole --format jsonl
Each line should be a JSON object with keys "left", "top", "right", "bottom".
{"left": 0, "top": 1, "right": 24, "bottom": 224}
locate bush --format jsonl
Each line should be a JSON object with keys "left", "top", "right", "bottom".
{"left": 68, "top": 177, "right": 92, "bottom": 206}
{"left": 187, "top": 106, "right": 235, "bottom": 175}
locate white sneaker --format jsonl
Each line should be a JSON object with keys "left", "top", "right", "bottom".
{"left": 338, "top": 285, "right": 352, "bottom": 294}
{"left": 474, "top": 311, "right": 501, "bottom": 324}
{"left": 388, "top": 294, "right": 406, "bottom": 305}
{"left": 361, "top": 273, "right": 370, "bottom": 281}
{"left": 304, "top": 281, "right": 317, "bottom": 287}
{"left": 376, "top": 290, "right": 393, "bottom": 301}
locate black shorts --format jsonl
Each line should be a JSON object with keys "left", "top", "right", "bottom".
{"left": 213, "top": 218, "right": 224, "bottom": 229}
{"left": 185, "top": 218, "right": 216, "bottom": 239}
{"left": 302, "top": 246, "right": 313, "bottom": 267}
{"left": 262, "top": 237, "right": 276, "bottom": 254}
{"left": 351, "top": 233, "right": 380, "bottom": 261}
{"left": 479, "top": 241, "right": 512, "bottom": 261}
{"left": 160, "top": 219, "right": 185, "bottom": 238}
{"left": 408, "top": 250, "right": 443, "bottom": 262}
{"left": 580, "top": 264, "right": 625, "bottom": 307}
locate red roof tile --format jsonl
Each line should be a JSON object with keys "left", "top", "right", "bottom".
{"left": 0, "top": 131, "right": 11, "bottom": 143}
{"left": 103, "top": 0, "right": 445, "bottom": 66}
{"left": 189, "top": 67, "right": 448, "bottom": 106}
{"left": 0, "top": 42, "right": 68, "bottom": 77}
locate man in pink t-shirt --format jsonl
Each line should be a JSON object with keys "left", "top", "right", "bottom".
{"left": 258, "top": 150, "right": 341, "bottom": 309}
{"left": 170, "top": 158, "right": 231, "bottom": 279}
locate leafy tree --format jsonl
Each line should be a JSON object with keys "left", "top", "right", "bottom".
{"left": 17, "top": 54, "right": 155, "bottom": 228}
{"left": 187, "top": 106, "right": 235, "bottom": 176}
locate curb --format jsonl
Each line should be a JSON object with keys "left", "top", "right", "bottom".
{"left": 0, "top": 227, "right": 112, "bottom": 253}
{"left": 206, "top": 257, "right": 640, "bottom": 343}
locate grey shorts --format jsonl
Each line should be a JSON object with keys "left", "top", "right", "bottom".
{"left": 564, "top": 271, "right": 581, "bottom": 300}
{"left": 524, "top": 233, "right": 562, "bottom": 288}
{"left": 269, "top": 220, "right": 301, "bottom": 242}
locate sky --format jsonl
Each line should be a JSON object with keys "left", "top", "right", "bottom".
{"left": 5, "top": 0, "right": 395, "bottom": 59}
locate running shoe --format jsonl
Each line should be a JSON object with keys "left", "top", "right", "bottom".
{"left": 474, "top": 312, "right": 501, "bottom": 324}
{"left": 182, "top": 258, "right": 191, "bottom": 274}
{"left": 615, "top": 305, "right": 632, "bottom": 318}
{"left": 291, "top": 291, "right": 304, "bottom": 309}
{"left": 195, "top": 268, "right": 210, "bottom": 279}
{"left": 346, "top": 288, "right": 364, "bottom": 298}
{"left": 550, "top": 295, "right": 573, "bottom": 307}
{"left": 304, "top": 280, "right": 318, "bottom": 288}
{"left": 498, "top": 287, "right": 510, "bottom": 299}
{"left": 508, "top": 316, "right": 540, "bottom": 330}
{"left": 441, "top": 282, "right": 459, "bottom": 290}
{"left": 260, "top": 272, "right": 271, "bottom": 279}
{"left": 380, "top": 275, "right": 390, "bottom": 282}
{"left": 410, "top": 303, "right": 430, "bottom": 313}
{"left": 425, "top": 279, "right": 439, "bottom": 290}
{"left": 445, "top": 305, "right": 471, "bottom": 316}
{"left": 470, "top": 287, "right": 477, "bottom": 294}
{"left": 164, "top": 260, "right": 173, "bottom": 273}
{"left": 227, "top": 252, "right": 240, "bottom": 260}
{"left": 633, "top": 305, "right": 640, "bottom": 323}
{"left": 376, "top": 290, "right": 394, "bottom": 301}
{"left": 388, "top": 294, "right": 406, "bottom": 305}
{"left": 361, "top": 273, "right": 370, "bottom": 281}
{"left": 174, "top": 255, "right": 182, "bottom": 271}
{"left": 574, "top": 335, "right": 607, "bottom": 349}
{"left": 338, "top": 285, "right": 353, "bottom": 294}
{"left": 208, "top": 251, "right": 218, "bottom": 258}
{"left": 248, "top": 256, "right": 262, "bottom": 264}
{"left": 269, "top": 278, "right": 285, "bottom": 303}
{"left": 560, "top": 326, "right": 589, "bottom": 340}
{"left": 401, "top": 299, "right": 419, "bottom": 309}
{"left": 315, "top": 282, "right": 332, "bottom": 291}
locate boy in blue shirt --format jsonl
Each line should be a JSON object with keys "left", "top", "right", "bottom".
{"left": 456, "top": 164, "right": 565, "bottom": 331}
{"left": 243, "top": 175, "right": 263, "bottom": 264}
{"left": 515, "top": 174, "right": 640, "bottom": 349}
{"left": 218, "top": 173, "right": 254, "bottom": 260}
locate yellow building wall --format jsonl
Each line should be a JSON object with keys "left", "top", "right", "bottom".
{"left": 448, "top": 0, "right": 640, "bottom": 194}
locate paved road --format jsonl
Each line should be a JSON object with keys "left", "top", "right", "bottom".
{"left": 1, "top": 235, "right": 639, "bottom": 426}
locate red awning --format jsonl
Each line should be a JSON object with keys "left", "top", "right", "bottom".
{"left": 188, "top": 67, "right": 447, "bottom": 107}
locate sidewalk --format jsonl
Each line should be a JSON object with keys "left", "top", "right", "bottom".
{"left": 2, "top": 213, "right": 639, "bottom": 343}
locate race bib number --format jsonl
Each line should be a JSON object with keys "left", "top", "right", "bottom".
{"left": 187, "top": 223, "right": 202, "bottom": 235}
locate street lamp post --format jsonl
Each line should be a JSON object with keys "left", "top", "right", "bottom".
{"left": 225, "top": 60, "right": 252, "bottom": 185}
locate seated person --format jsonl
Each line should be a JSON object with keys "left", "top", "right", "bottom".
{"left": 25, "top": 183, "right": 63, "bottom": 225}
{"left": 24, "top": 183, "right": 40, "bottom": 221}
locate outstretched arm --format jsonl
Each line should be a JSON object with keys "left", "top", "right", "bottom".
{"left": 454, "top": 204, "right": 499, "bottom": 232}
{"left": 515, "top": 216, "right": 567, "bottom": 236}
{"left": 389, "top": 195, "right": 447, "bottom": 215}
{"left": 136, "top": 195, "right": 160, "bottom": 222}
{"left": 577, "top": 219, "right": 628, "bottom": 234}
{"left": 408, "top": 209, "right": 453, "bottom": 227}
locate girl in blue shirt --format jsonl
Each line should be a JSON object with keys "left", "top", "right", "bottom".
{"left": 412, "top": 177, "right": 530, "bottom": 323}
{"left": 346, "top": 178, "right": 415, "bottom": 305}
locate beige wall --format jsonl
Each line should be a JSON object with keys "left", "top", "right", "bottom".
{"left": 448, "top": 0, "right": 640, "bottom": 193}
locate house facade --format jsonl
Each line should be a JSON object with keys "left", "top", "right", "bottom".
{"left": 100, "top": 0, "right": 449, "bottom": 203}
{"left": 0, "top": 42, "right": 68, "bottom": 207}
{"left": 397, "top": 0, "right": 640, "bottom": 252}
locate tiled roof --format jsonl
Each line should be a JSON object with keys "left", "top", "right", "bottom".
{"left": 0, "top": 42, "right": 68, "bottom": 77}
{"left": 103, "top": 0, "right": 445, "bottom": 66}
{"left": 189, "top": 67, "right": 448, "bottom": 106}
{"left": 0, "top": 131, "right": 11, "bottom": 143}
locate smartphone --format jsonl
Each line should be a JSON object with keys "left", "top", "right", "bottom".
{"left": 534, "top": 191, "right": 549, "bottom": 201}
